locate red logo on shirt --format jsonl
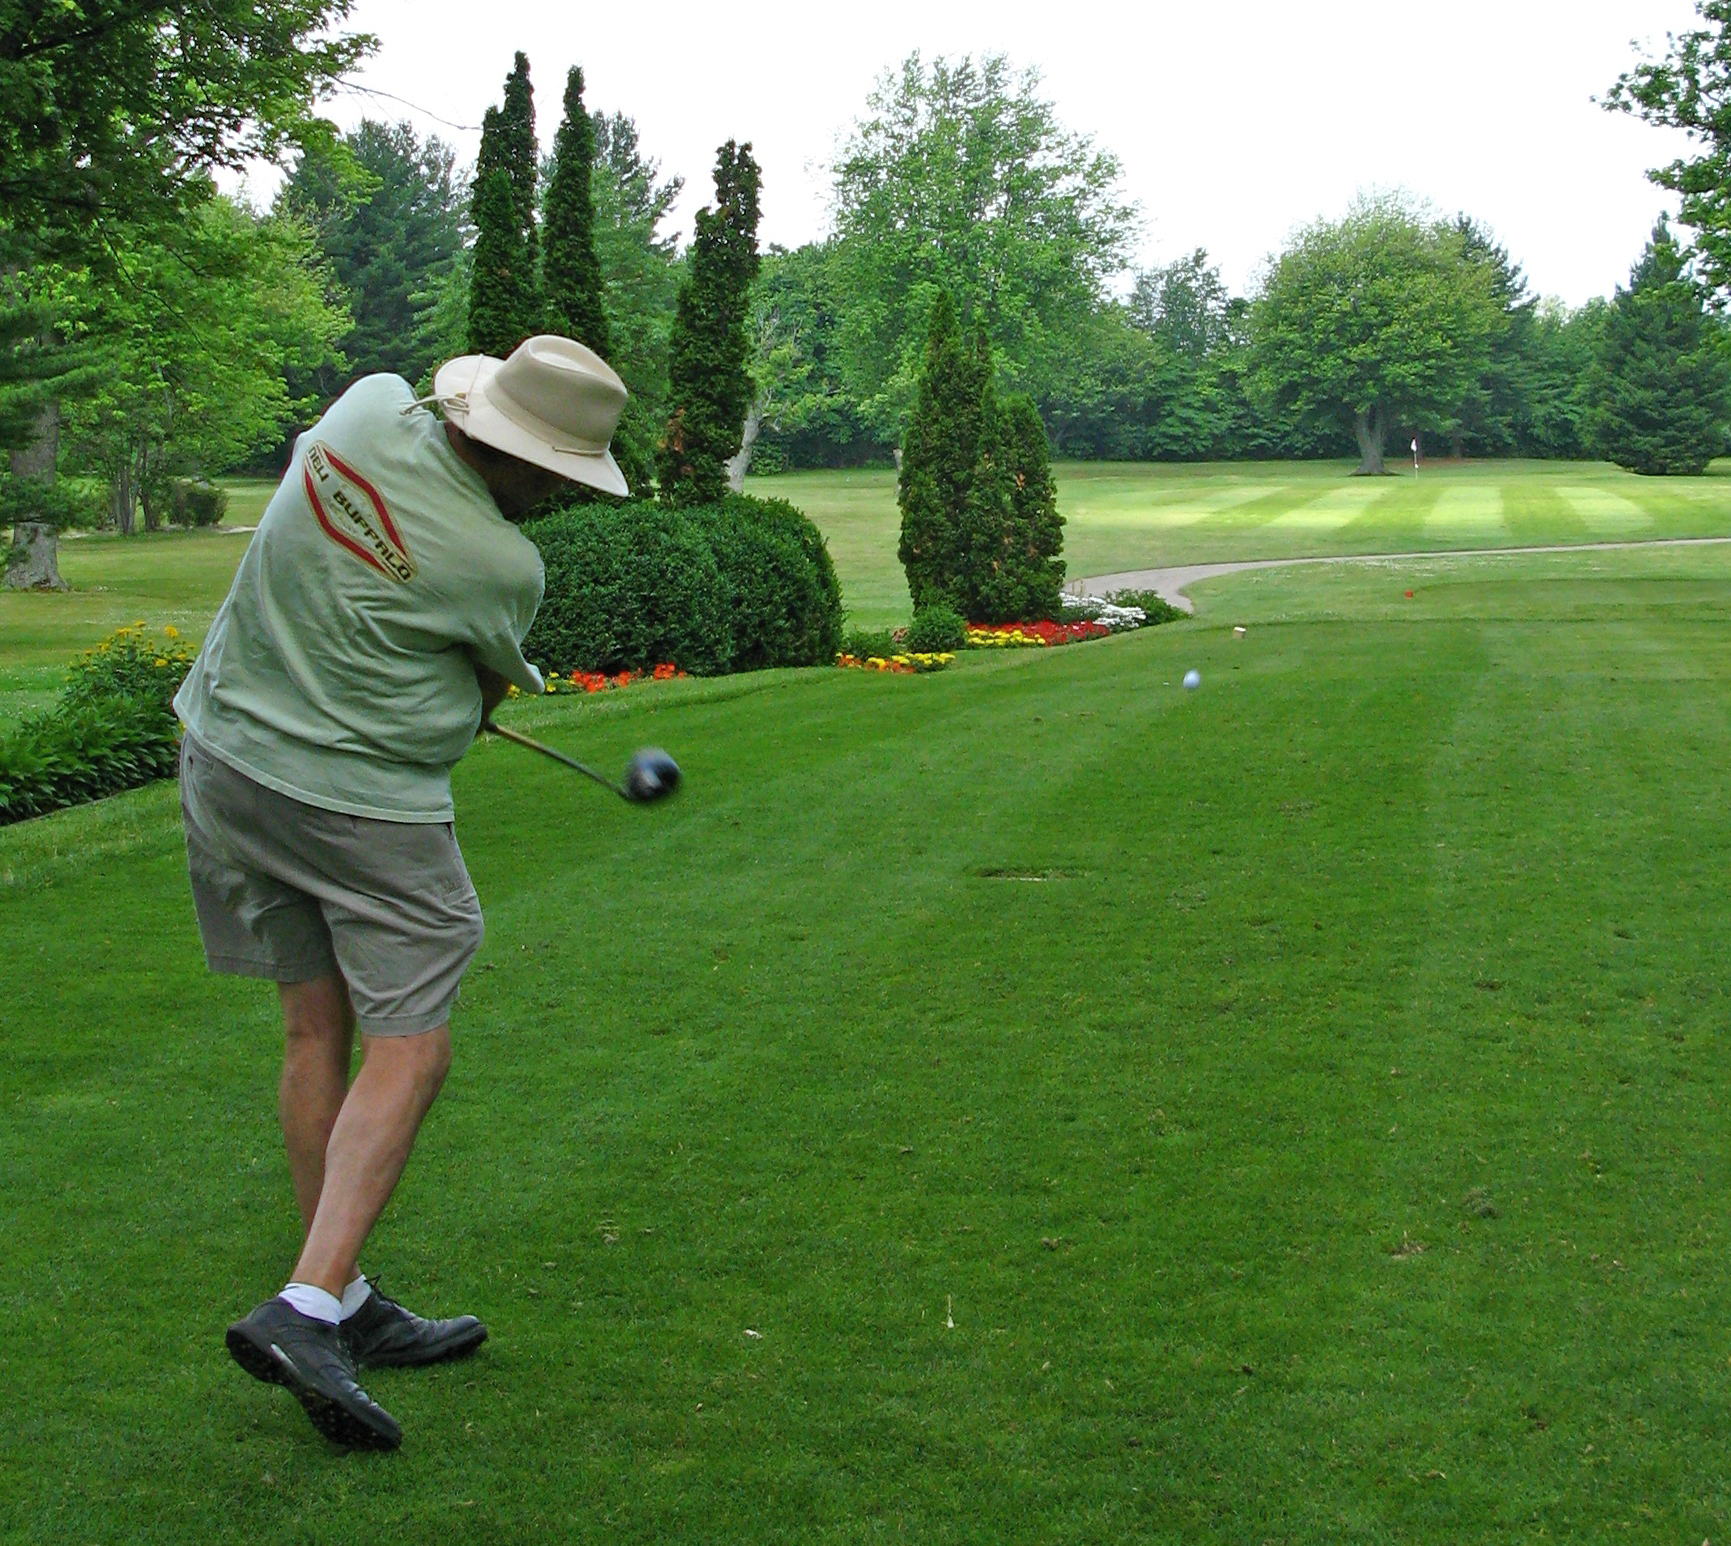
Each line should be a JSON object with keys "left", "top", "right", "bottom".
{"left": 304, "top": 442, "right": 416, "bottom": 582}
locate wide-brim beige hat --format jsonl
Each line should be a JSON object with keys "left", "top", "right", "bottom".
{"left": 434, "top": 335, "right": 630, "bottom": 498}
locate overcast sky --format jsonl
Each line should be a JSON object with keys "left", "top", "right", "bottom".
{"left": 305, "top": 0, "right": 1700, "bottom": 306}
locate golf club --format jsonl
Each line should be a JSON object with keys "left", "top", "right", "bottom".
{"left": 482, "top": 720, "right": 681, "bottom": 804}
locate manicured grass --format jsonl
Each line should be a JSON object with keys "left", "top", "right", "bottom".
{"left": 0, "top": 481, "right": 272, "bottom": 718}
{"left": 756, "top": 458, "right": 1731, "bottom": 626}
{"left": 5, "top": 460, "right": 1722, "bottom": 699}
{"left": 5, "top": 544, "right": 1731, "bottom": 1539}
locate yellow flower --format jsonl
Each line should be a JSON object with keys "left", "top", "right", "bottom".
{"left": 132, "top": 619, "right": 145, "bottom": 628}
{"left": 163, "top": 625, "right": 179, "bottom": 638}
{"left": 154, "top": 657, "right": 167, "bottom": 667}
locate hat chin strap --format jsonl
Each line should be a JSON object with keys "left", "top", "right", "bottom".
{"left": 400, "top": 392, "right": 466, "bottom": 417}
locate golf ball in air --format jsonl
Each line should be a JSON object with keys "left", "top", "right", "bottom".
{"left": 1183, "top": 669, "right": 1201, "bottom": 690}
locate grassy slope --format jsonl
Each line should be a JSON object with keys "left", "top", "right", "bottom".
{"left": 4, "top": 545, "right": 1730, "bottom": 1541}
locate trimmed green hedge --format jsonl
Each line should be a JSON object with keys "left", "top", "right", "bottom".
{"left": 523, "top": 502, "right": 732, "bottom": 678}
{"left": 524, "top": 493, "right": 843, "bottom": 677}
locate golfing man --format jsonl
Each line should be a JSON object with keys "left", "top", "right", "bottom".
{"left": 176, "top": 335, "right": 629, "bottom": 1450}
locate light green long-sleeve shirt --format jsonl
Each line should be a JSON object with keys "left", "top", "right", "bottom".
{"left": 175, "top": 374, "right": 545, "bottom": 823}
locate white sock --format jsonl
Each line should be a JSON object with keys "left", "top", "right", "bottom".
{"left": 339, "top": 1274, "right": 373, "bottom": 1321}
{"left": 278, "top": 1282, "right": 342, "bottom": 1325}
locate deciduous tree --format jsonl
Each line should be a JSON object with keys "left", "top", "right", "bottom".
{"left": 0, "top": 0, "right": 369, "bottom": 252}
{"left": 831, "top": 54, "right": 1137, "bottom": 445}
{"left": 1249, "top": 197, "right": 1504, "bottom": 474}
{"left": 0, "top": 0, "right": 370, "bottom": 585}
{"left": 1607, "top": 3, "right": 1731, "bottom": 301}
{"left": 62, "top": 198, "right": 349, "bottom": 533}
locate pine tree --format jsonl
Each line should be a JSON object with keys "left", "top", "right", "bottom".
{"left": 658, "top": 141, "right": 762, "bottom": 505}
{"left": 542, "top": 66, "right": 610, "bottom": 355}
{"left": 897, "top": 295, "right": 987, "bottom": 609}
{"left": 1589, "top": 219, "right": 1731, "bottom": 476}
{"left": 466, "top": 53, "right": 542, "bottom": 357}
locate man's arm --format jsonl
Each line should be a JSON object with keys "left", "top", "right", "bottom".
{"left": 475, "top": 662, "right": 510, "bottom": 722}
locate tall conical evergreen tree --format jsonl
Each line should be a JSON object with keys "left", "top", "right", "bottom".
{"left": 542, "top": 65, "right": 610, "bottom": 356}
{"left": 898, "top": 305, "right": 1065, "bottom": 620}
{"left": 971, "top": 391, "right": 1064, "bottom": 620}
{"left": 466, "top": 53, "right": 542, "bottom": 357}
{"left": 658, "top": 140, "right": 761, "bottom": 505}
{"left": 897, "top": 295, "right": 988, "bottom": 610}
{"left": 1589, "top": 218, "right": 1731, "bottom": 476}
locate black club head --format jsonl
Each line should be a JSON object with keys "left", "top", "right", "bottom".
{"left": 624, "top": 747, "right": 681, "bottom": 803}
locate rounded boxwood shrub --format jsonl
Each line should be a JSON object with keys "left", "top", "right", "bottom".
{"left": 704, "top": 494, "right": 844, "bottom": 669}
{"left": 171, "top": 478, "right": 229, "bottom": 527}
{"left": 523, "top": 501, "right": 732, "bottom": 676}
{"left": 524, "top": 491, "right": 842, "bottom": 678}
{"left": 905, "top": 603, "right": 966, "bottom": 653}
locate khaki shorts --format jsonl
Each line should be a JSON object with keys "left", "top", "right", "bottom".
{"left": 179, "top": 733, "right": 483, "bottom": 1036}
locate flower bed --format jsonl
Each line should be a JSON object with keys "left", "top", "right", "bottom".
{"left": 1, "top": 624, "right": 193, "bottom": 826}
{"left": 965, "top": 620, "right": 1112, "bottom": 648}
{"left": 837, "top": 651, "right": 954, "bottom": 674}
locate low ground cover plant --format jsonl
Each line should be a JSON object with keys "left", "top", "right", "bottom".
{"left": 0, "top": 623, "right": 192, "bottom": 824}
{"left": 525, "top": 493, "right": 842, "bottom": 677}
{"left": 839, "top": 627, "right": 898, "bottom": 662}
{"left": 1095, "top": 587, "right": 1186, "bottom": 625}
{"left": 904, "top": 604, "right": 967, "bottom": 653}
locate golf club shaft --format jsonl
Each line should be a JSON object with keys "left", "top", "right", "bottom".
{"left": 482, "top": 720, "right": 627, "bottom": 798}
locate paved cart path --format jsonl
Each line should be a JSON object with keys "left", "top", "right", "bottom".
{"left": 1070, "top": 536, "right": 1731, "bottom": 614}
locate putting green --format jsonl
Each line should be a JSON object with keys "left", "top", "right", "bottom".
{"left": 5, "top": 542, "right": 1731, "bottom": 1539}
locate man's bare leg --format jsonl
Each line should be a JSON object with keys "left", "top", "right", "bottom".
{"left": 290, "top": 1027, "right": 452, "bottom": 1297}
{"left": 279, "top": 976, "right": 356, "bottom": 1233}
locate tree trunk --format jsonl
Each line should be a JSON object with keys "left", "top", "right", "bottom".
{"left": 1450, "top": 433, "right": 1463, "bottom": 460}
{"left": 12, "top": 398, "right": 58, "bottom": 479}
{"left": 1352, "top": 405, "right": 1387, "bottom": 476}
{"left": 5, "top": 521, "right": 68, "bottom": 590}
{"left": 112, "top": 460, "right": 135, "bottom": 534}
{"left": 892, "top": 446, "right": 904, "bottom": 472}
{"left": 4, "top": 400, "right": 68, "bottom": 590}
{"left": 725, "top": 398, "right": 764, "bottom": 494}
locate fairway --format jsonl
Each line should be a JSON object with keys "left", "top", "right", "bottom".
{"left": 6, "top": 538, "right": 1731, "bottom": 1539}
{"left": 5, "top": 463, "right": 1726, "bottom": 700}
{"left": 761, "top": 459, "right": 1731, "bottom": 626}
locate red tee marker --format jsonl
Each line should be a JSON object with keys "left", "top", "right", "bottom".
{"left": 1405, "top": 590, "right": 1414, "bottom": 598}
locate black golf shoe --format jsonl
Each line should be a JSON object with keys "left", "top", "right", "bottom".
{"left": 226, "top": 1298, "right": 403, "bottom": 1451}
{"left": 342, "top": 1285, "right": 487, "bottom": 1369}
